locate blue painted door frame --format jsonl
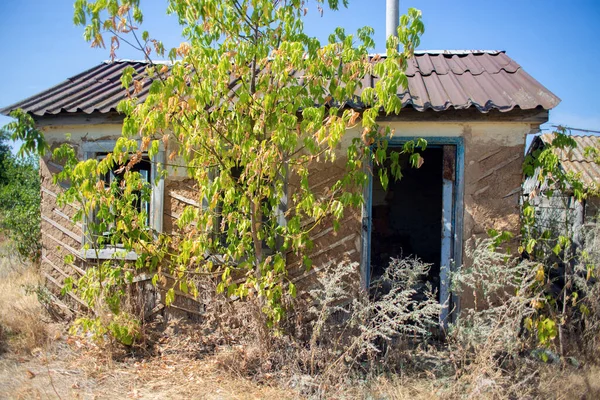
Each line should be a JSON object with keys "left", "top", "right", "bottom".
{"left": 361, "top": 136, "right": 465, "bottom": 322}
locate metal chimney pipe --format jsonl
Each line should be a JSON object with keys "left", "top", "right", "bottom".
{"left": 386, "top": 0, "right": 399, "bottom": 39}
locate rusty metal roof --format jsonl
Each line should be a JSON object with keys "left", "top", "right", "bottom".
{"left": 524, "top": 134, "right": 600, "bottom": 194}
{"left": 541, "top": 133, "right": 600, "bottom": 189}
{"left": 1, "top": 50, "right": 560, "bottom": 117}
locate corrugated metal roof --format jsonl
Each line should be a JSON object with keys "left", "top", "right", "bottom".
{"left": 542, "top": 134, "right": 600, "bottom": 189}
{"left": 1, "top": 50, "right": 560, "bottom": 117}
{"left": 524, "top": 134, "right": 600, "bottom": 194}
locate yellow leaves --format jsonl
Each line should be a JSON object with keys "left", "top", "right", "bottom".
{"left": 524, "top": 317, "right": 533, "bottom": 331}
{"left": 535, "top": 264, "right": 545, "bottom": 283}
{"left": 141, "top": 136, "right": 151, "bottom": 151}
{"left": 348, "top": 110, "right": 360, "bottom": 126}
{"left": 133, "top": 79, "right": 144, "bottom": 95}
{"left": 117, "top": 4, "right": 130, "bottom": 17}
{"left": 176, "top": 42, "right": 191, "bottom": 57}
{"left": 95, "top": 179, "right": 106, "bottom": 191}
{"left": 91, "top": 33, "right": 106, "bottom": 49}
{"left": 530, "top": 299, "right": 544, "bottom": 310}
{"left": 586, "top": 264, "right": 596, "bottom": 281}
{"left": 361, "top": 127, "right": 374, "bottom": 146}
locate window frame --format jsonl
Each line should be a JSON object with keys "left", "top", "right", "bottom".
{"left": 81, "top": 140, "right": 165, "bottom": 260}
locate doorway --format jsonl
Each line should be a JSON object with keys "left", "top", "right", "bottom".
{"left": 363, "top": 137, "right": 464, "bottom": 325}
{"left": 370, "top": 147, "right": 443, "bottom": 289}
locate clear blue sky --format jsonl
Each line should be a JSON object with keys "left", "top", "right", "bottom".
{"left": 1, "top": 0, "right": 599, "bottom": 139}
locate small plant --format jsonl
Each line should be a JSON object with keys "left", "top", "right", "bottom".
{"left": 72, "top": 312, "right": 141, "bottom": 347}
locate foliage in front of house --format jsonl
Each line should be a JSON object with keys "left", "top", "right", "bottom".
{"left": 2, "top": 3, "right": 600, "bottom": 378}
{"left": 30, "top": 0, "right": 425, "bottom": 341}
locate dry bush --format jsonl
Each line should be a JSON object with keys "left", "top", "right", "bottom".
{"left": 445, "top": 238, "right": 539, "bottom": 397}
{"left": 450, "top": 237, "right": 541, "bottom": 355}
{"left": 308, "top": 259, "right": 440, "bottom": 376}
{"left": 571, "top": 219, "right": 600, "bottom": 360}
{"left": 0, "top": 241, "right": 51, "bottom": 354}
{"left": 173, "top": 256, "right": 441, "bottom": 398}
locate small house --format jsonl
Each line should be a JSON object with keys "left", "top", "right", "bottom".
{"left": 1, "top": 49, "right": 560, "bottom": 321}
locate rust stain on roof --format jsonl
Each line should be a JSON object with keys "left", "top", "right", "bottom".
{"left": 1, "top": 50, "right": 560, "bottom": 117}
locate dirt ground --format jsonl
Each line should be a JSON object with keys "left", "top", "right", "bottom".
{"left": 0, "top": 338, "right": 299, "bottom": 400}
{"left": 0, "top": 240, "right": 298, "bottom": 400}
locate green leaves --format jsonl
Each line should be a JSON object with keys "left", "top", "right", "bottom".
{"left": 64, "top": 0, "right": 425, "bottom": 329}
{"left": 165, "top": 287, "right": 175, "bottom": 306}
{"left": 0, "top": 130, "right": 41, "bottom": 260}
{"left": 5, "top": 110, "right": 48, "bottom": 157}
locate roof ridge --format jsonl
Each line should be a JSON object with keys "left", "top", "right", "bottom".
{"left": 107, "top": 51, "right": 507, "bottom": 65}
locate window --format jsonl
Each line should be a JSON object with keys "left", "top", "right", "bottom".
{"left": 81, "top": 140, "right": 165, "bottom": 260}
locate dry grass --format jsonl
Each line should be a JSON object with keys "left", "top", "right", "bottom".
{"left": 0, "top": 331, "right": 300, "bottom": 399}
{"left": 0, "top": 241, "right": 53, "bottom": 354}
{"left": 1, "top": 238, "right": 599, "bottom": 399}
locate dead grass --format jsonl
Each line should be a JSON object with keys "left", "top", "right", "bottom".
{"left": 1, "top": 312, "right": 599, "bottom": 399}
{"left": 1, "top": 239, "right": 599, "bottom": 399}
{"left": 0, "top": 334, "right": 300, "bottom": 399}
{"left": 0, "top": 241, "right": 53, "bottom": 355}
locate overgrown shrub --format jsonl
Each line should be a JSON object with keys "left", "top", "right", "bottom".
{"left": 0, "top": 131, "right": 41, "bottom": 261}
{"left": 571, "top": 218, "right": 600, "bottom": 359}
{"left": 305, "top": 258, "right": 440, "bottom": 378}
{"left": 450, "top": 238, "right": 543, "bottom": 354}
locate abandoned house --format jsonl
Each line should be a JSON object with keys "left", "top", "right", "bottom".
{"left": 523, "top": 134, "right": 600, "bottom": 242}
{"left": 0, "top": 48, "right": 561, "bottom": 322}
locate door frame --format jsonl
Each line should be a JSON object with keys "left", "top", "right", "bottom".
{"left": 360, "top": 136, "right": 465, "bottom": 323}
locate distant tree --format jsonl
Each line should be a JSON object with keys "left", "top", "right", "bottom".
{"left": 0, "top": 129, "right": 41, "bottom": 260}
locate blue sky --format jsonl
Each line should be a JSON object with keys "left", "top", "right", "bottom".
{"left": 1, "top": 0, "right": 599, "bottom": 141}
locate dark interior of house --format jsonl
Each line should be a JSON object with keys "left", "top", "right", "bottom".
{"left": 370, "top": 147, "right": 444, "bottom": 299}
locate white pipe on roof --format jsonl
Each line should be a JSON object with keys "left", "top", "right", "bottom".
{"left": 386, "top": 0, "right": 399, "bottom": 40}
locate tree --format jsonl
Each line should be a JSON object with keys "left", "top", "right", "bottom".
{"left": 34, "top": 0, "right": 425, "bottom": 334}
{"left": 522, "top": 128, "right": 600, "bottom": 355}
{"left": 0, "top": 128, "right": 41, "bottom": 260}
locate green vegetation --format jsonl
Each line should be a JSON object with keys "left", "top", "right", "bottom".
{"left": 520, "top": 128, "right": 600, "bottom": 356}
{"left": 0, "top": 130, "right": 41, "bottom": 261}
{"left": 31, "top": 0, "right": 425, "bottom": 342}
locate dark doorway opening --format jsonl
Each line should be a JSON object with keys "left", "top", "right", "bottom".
{"left": 370, "top": 147, "right": 444, "bottom": 298}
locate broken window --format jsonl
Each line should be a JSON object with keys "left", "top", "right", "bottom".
{"left": 81, "top": 141, "right": 165, "bottom": 260}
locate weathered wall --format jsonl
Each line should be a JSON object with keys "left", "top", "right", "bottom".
{"left": 342, "top": 120, "right": 531, "bottom": 244}
{"left": 39, "top": 125, "right": 206, "bottom": 319}
{"left": 386, "top": 120, "right": 530, "bottom": 310}
{"left": 39, "top": 156, "right": 89, "bottom": 312}
{"left": 39, "top": 118, "right": 534, "bottom": 313}
{"left": 286, "top": 157, "right": 363, "bottom": 296}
